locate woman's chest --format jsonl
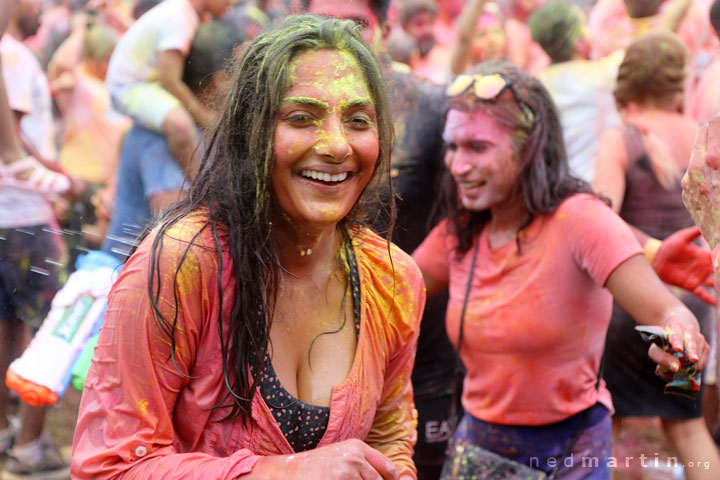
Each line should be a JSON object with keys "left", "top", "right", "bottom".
{"left": 445, "top": 236, "right": 611, "bottom": 353}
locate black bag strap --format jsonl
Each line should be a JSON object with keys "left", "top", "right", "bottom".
{"left": 447, "top": 233, "right": 605, "bottom": 480}
{"left": 447, "top": 237, "right": 481, "bottom": 433}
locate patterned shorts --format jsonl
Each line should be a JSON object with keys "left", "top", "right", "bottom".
{"left": 452, "top": 405, "right": 612, "bottom": 480}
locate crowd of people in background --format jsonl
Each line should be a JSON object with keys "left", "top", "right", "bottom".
{"left": 0, "top": 0, "right": 719, "bottom": 479}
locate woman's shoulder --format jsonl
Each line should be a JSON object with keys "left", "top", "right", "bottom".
{"left": 351, "top": 227, "right": 424, "bottom": 288}
{"left": 352, "top": 227, "right": 425, "bottom": 343}
{"left": 136, "top": 209, "right": 225, "bottom": 267}
{"left": 552, "top": 193, "right": 614, "bottom": 224}
{"left": 551, "top": 193, "right": 635, "bottom": 244}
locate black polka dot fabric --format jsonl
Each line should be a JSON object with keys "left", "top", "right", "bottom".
{"left": 260, "top": 234, "right": 361, "bottom": 452}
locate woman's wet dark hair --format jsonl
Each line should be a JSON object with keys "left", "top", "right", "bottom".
{"left": 441, "top": 60, "right": 599, "bottom": 254}
{"left": 144, "top": 15, "right": 394, "bottom": 421}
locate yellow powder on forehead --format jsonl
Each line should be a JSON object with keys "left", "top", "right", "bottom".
{"left": 288, "top": 48, "right": 373, "bottom": 104}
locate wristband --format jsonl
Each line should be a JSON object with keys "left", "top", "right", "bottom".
{"left": 644, "top": 237, "right": 662, "bottom": 263}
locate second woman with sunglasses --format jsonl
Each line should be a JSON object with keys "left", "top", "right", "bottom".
{"left": 412, "top": 61, "right": 710, "bottom": 479}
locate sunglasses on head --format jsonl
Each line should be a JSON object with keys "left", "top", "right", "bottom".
{"left": 446, "top": 73, "right": 535, "bottom": 124}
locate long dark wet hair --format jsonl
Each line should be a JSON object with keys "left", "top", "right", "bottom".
{"left": 441, "top": 60, "right": 598, "bottom": 254}
{"left": 146, "top": 15, "right": 394, "bottom": 421}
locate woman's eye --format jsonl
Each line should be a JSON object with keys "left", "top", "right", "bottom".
{"left": 445, "top": 142, "right": 458, "bottom": 152}
{"left": 347, "top": 114, "right": 373, "bottom": 129}
{"left": 287, "top": 114, "right": 314, "bottom": 126}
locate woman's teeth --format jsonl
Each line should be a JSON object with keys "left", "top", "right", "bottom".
{"left": 300, "top": 170, "right": 349, "bottom": 182}
{"left": 460, "top": 180, "right": 486, "bottom": 188}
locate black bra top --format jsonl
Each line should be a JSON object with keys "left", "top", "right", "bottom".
{"left": 259, "top": 235, "right": 361, "bottom": 452}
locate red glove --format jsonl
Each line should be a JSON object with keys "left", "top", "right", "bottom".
{"left": 652, "top": 227, "right": 716, "bottom": 305}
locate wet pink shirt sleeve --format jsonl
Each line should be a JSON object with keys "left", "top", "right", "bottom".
{"left": 71, "top": 225, "right": 261, "bottom": 479}
{"left": 363, "top": 243, "right": 426, "bottom": 478}
{"left": 562, "top": 194, "right": 643, "bottom": 286}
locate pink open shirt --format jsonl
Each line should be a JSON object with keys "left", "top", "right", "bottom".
{"left": 71, "top": 214, "right": 425, "bottom": 479}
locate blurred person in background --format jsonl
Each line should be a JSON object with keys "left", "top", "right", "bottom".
{"left": 0, "top": 0, "right": 71, "bottom": 477}
{"left": 593, "top": 31, "right": 720, "bottom": 479}
{"left": 450, "top": 0, "right": 548, "bottom": 76}
{"left": 450, "top": 1, "right": 508, "bottom": 75}
{"left": 588, "top": 0, "right": 709, "bottom": 61}
{"left": 433, "top": 0, "right": 463, "bottom": 48}
{"left": 104, "top": 0, "right": 234, "bottom": 179}
{"left": 687, "top": 0, "right": 720, "bottom": 123}
{"left": 530, "top": 1, "right": 621, "bottom": 183}
{"left": 500, "top": 0, "right": 550, "bottom": 74}
{"left": 24, "top": 0, "right": 72, "bottom": 67}
{"left": 399, "top": 0, "right": 451, "bottom": 84}
{"left": 101, "top": 18, "right": 243, "bottom": 261}
{"left": 48, "top": 17, "right": 130, "bottom": 248}
{"left": 387, "top": 27, "right": 420, "bottom": 70}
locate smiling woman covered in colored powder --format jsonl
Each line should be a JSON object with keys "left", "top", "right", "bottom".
{"left": 412, "top": 61, "right": 711, "bottom": 479}
{"left": 71, "top": 16, "right": 425, "bottom": 480}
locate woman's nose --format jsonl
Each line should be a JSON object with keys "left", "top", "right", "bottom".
{"left": 447, "top": 152, "right": 473, "bottom": 177}
{"left": 314, "top": 118, "right": 351, "bottom": 162}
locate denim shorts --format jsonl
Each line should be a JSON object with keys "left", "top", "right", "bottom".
{"left": 101, "top": 125, "right": 186, "bottom": 261}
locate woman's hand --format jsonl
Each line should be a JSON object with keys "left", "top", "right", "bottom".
{"left": 241, "top": 439, "right": 398, "bottom": 480}
{"left": 647, "top": 307, "right": 710, "bottom": 374}
{"left": 682, "top": 113, "right": 720, "bottom": 251}
{"left": 651, "top": 227, "right": 716, "bottom": 305}
{"left": 606, "top": 255, "right": 710, "bottom": 378}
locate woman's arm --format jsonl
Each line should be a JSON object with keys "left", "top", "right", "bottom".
{"left": 71, "top": 228, "right": 261, "bottom": 479}
{"left": 0, "top": 0, "right": 25, "bottom": 163}
{"left": 564, "top": 195, "right": 709, "bottom": 372}
{"left": 412, "top": 219, "right": 452, "bottom": 299}
{"left": 363, "top": 269, "right": 426, "bottom": 480}
{"left": 241, "top": 440, "right": 399, "bottom": 480}
{"left": 643, "top": 226, "right": 716, "bottom": 305}
{"left": 449, "top": 0, "right": 487, "bottom": 75}
{"left": 593, "top": 127, "right": 629, "bottom": 213}
{"left": 605, "top": 254, "right": 710, "bottom": 371}
{"left": 659, "top": 0, "right": 693, "bottom": 32}
{"left": 420, "top": 268, "right": 449, "bottom": 299}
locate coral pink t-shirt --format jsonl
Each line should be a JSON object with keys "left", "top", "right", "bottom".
{"left": 413, "top": 194, "right": 642, "bottom": 426}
